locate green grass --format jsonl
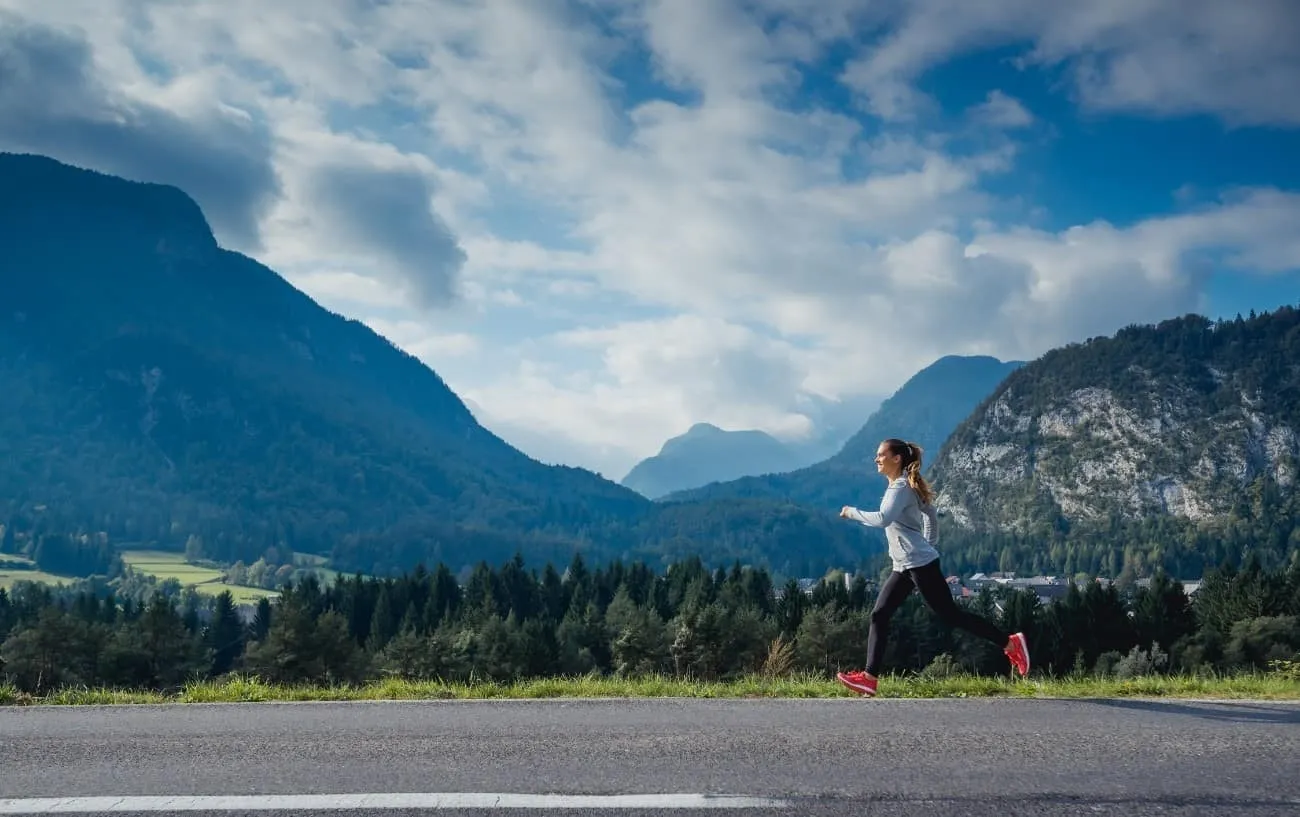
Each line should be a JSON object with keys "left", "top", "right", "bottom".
{"left": 0, "top": 568, "right": 80, "bottom": 591}
{"left": 0, "top": 554, "right": 80, "bottom": 590}
{"left": 190, "top": 582, "right": 281, "bottom": 604}
{"left": 2, "top": 550, "right": 323, "bottom": 602}
{"left": 2, "top": 670, "right": 1298, "bottom": 707}
{"left": 119, "top": 550, "right": 226, "bottom": 583}
{"left": 119, "top": 549, "right": 279, "bottom": 604}
{"left": 0, "top": 551, "right": 278, "bottom": 603}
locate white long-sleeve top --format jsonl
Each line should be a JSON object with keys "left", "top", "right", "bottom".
{"left": 843, "top": 477, "right": 941, "bottom": 571}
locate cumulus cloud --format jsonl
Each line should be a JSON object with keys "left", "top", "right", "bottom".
{"left": 779, "top": 189, "right": 1300, "bottom": 384}
{"left": 559, "top": 315, "right": 813, "bottom": 422}
{"left": 970, "top": 91, "right": 1034, "bottom": 129}
{"left": 464, "top": 314, "right": 825, "bottom": 473}
{"left": 304, "top": 163, "right": 466, "bottom": 308}
{"left": 363, "top": 317, "right": 481, "bottom": 362}
{"left": 844, "top": 0, "right": 1300, "bottom": 126}
{"left": 966, "top": 189, "right": 1300, "bottom": 344}
{"left": 0, "top": 13, "right": 279, "bottom": 249}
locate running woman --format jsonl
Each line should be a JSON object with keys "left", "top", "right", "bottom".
{"left": 836, "top": 438, "right": 1030, "bottom": 696}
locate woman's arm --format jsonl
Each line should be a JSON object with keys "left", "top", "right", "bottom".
{"left": 840, "top": 485, "right": 904, "bottom": 529}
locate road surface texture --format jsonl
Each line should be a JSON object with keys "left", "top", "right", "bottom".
{"left": 2, "top": 697, "right": 1299, "bottom": 816}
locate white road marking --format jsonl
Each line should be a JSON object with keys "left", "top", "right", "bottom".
{"left": 0, "top": 793, "right": 790, "bottom": 812}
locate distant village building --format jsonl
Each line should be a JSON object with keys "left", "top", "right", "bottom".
{"left": 1134, "top": 576, "right": 1202, "bottom": 596}
{"left": 966, "top": 572, "right": 1072, "bottom": 605}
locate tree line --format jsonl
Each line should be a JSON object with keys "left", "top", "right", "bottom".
{"left": 2, "top": 552, "right": 1298, "bottom": 694}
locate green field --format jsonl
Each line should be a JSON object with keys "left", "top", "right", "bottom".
{"left": 0, "top": 559, "right": 81, "bottom": 591}
{"left": 2, "top": 549, "right": 291, "bottom": 604}
{"left": 120, "top": 550, "right": 280, "bottom": 604}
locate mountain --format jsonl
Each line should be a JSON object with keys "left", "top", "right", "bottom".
{"left": 661, "top": 355, "right": 1024, "bottom": 515}
{"left": 0, "top": 153, "right": 655, "bottom": 566}
{"left": 621, "top": 423, "right": 807, "bottom": 499}
{"left": 0, "top": 153, "right": 866, "bottom": 578}
{"left": 930, "top": 309, "right": 1300, "bottom": 579}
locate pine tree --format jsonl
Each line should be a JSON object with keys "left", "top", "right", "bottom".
{"left": 136, "top": 595, "right": 208, "bottom": 688}
{"left": 207, "top": 591, "right": 245, "bottom": 676}
{"left": 775, "top": 579, "right": 806, "bottom": 638}
{"left": 368, "top": 584, "right": 396, "bottom": 651}
{"left": 1133, "top": 572, "right": 1195, "bottom": 653}
{"left": 250, "top": 597, "right": 273, "bottom": 642}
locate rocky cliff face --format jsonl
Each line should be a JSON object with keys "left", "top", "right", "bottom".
{"left": 933, "top": 311, "right": 1300, "bottom": 537}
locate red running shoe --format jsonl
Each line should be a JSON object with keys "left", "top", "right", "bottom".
{"left": 1004, "top": 632, "right": 1030, "bottom": 676}
{"left": 836, "top": 670, "right": 878, "bottom": 697}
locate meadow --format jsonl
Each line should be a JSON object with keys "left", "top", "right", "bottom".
{"left": 0, "top": 550, "right": 279, "bottom": 604}
{"left": 0, "top": 555, "right": 78, "bottom": 591}
{"left": 119, "top": 550, "right": 280, "bottom": 604}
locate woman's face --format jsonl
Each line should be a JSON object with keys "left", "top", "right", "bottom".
{"left": 874, "top": 443, "right": 902, "bottom": 478}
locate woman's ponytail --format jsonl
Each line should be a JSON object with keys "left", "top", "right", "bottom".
{"left": 904, "top": 442, "right": 933, "bottom": 505}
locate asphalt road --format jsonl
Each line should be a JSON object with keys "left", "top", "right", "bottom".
{"left": 2, "top": 697, "right": 1299, "bottom": 816}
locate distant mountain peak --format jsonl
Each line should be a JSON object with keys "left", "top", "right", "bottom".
{"left": 684, "top": 421, "right": 725, "bottom": 436}
{"left": 623, "top": 424, "right": 804, "bottom": 499}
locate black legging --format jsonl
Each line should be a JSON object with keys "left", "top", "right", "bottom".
{"left": 865, "top": 558, "right": 1007, "bottom": 675}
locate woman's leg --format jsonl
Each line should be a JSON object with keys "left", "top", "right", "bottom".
{"left": 864, "top": 570, "right": 916, "bottom": 676}
{"left": 909, "top": 559, "right": 1008, "bottom": 646}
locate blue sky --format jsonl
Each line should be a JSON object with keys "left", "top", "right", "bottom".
{"left": 2, "top": 0, "right": 1298, "bottom": 478}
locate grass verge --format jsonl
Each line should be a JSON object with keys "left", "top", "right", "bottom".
{"left": 2, "top": 671, "right": 1298, "bottom": 706}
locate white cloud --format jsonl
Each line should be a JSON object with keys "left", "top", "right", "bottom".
{"left": 3, "top": 0, "right": 1297, "bottom": 476}
{"left": 970, "top": 91, "right": 1034, "bottom": 129}
{"left": 634, "top": 0, "right": 800, "bottom": 100}
{"left": 464, "top": 314, "right": 824, "bottom": 475}
{"left": 963, "top": 188, "right": 1300, "bottom": 351}
{"left": 250, "top": 118, "right": 468, "bottom": 311}
{"left": 844, "top": 0, "right": 1300, "bottom": 126}
{"left": 363, "top": 318, "right": 481, "bottom": 362}
{"left": 286, "top": 270, "right": 411, "bottom": 312}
